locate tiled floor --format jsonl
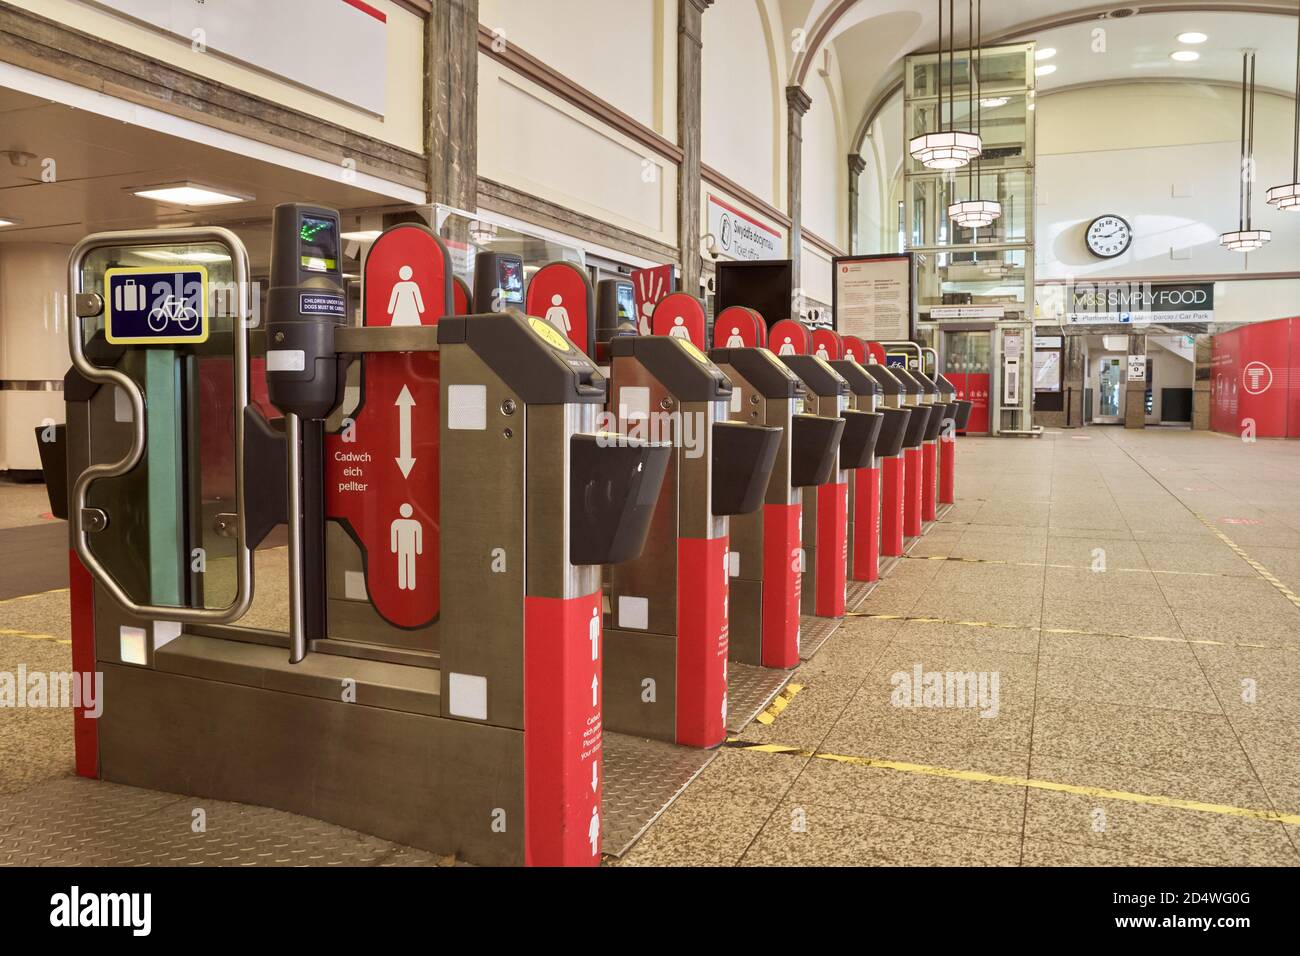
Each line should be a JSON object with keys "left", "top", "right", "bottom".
{"left": 617, "top": 427, "right": 1300, "bottom": 866}
{"left": 4, "top": 426, "right": 1300, "bottom": 866}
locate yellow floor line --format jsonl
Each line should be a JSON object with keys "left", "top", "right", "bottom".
{"left": 1191, "top": 511, "right": 1300, "bottom": 612}
{"left": 0, "top": 627, "right": 71, "bottom": 645}
{"left": 0, "top": 587, "right": 69, "bottom": 608}
{"left": 724, "top": 741, "right": 1300, "bottom": 826}
{"left": 845, "top": 611, "right": 1295, "bottom": 652}
{"left": 754, "top": 683, "right": 802, "bottom": 725}
{"left": 903, "top": 554, "right": 1252, "bottom": 580}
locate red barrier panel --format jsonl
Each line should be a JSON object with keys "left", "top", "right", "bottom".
{"left": 676, "top": 536, "right": 730, "bottom": 747}
{"left": 903, "top": 447, "right": 923, "bottom": 537}
{"left": 881, "top": 457, "right": 905, "bottom": 556}
{"left": 652, "top": 292, "right": 707, "bottom": 350}
{"left": 939, "top": 434, "right": 956, "bottom": 504}
{"left": 524, "top": 589, "right": 603, "bottom": 866}
{"left": 713, "top": 306, "right": 766, "bottom": 349}
{"left": 527, "top": 261, "right": 596, "bottom": 358}
{"left": 761, "top": 502, "right": 802, "bottom": 668}
{"left": 922, "top": 441, "right": 938, "bottom": 521}
{"left": 1211, "top": 317, "right": 1297, "bottom": 438}
{"left": 814, "top": 481, "right": 848, "bottom": 617}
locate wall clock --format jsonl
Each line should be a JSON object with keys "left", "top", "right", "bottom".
{"left": 1086, "top": 214, "right": 1133, "bottom": 258}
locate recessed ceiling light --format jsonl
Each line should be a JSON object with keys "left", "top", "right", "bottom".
{"left": 1171, "top": 50, "right": 1200, "bottom": 62}
{"left": 1035, "top": 48, "right": 1057, "bottom": 61}
{"left": 341, "top": 230, "right": 383, "bottom": 242}
{"left": 0, "top": 217, "right": 21, "bottom": 227}
{"left": 1177, "top": 32, "right": 1208, "bottom": 44}
{"left": 130, "top": 182, "right": 251, "bottom": 206}
{"left": 1035, "top": 64, "right": 1057, "bottom": 76}
{"left": 981, "top": 96, "right": 1010, "bottom": 108}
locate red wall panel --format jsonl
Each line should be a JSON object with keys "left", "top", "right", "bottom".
{"left": 1211, "top": 317, "right": 1297, "bottom": 439}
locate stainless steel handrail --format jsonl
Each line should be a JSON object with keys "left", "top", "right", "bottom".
{"left": 67, "top": 227, "right": 253, "bottom": 624}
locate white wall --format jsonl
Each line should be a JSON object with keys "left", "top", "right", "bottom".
{"left": 480, "top": 0, "right": 675, "bottom": 139}
{"left": 1036, "top": 83, "right": 1300, "bottom": 284}
{"left": 0, "top": 244, "right": 69, "bottom": 470}
{"left": 701, "top": 0, "right": 783, "bottom": 206}
{"left": 800, "top": 59, "right": 847, "bottom": 246}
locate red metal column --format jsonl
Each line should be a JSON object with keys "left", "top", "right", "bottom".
{"left": 922, "top": 440, "right": 938, "bottom": 521}
{"left": 881, "top": 456, "right": 905, "bottom": 556}
{"left": 852, "top": 466, "right": 881, "bottom": 582}
{"left": 903, "top": 447, "right": 924, "bottom": 537}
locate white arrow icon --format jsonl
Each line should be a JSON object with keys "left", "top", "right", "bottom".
{"left": 590, "top": 673, "right": 599, "bottom": 708}
{"left": 395, "top": 384, "right": 416, "bottom": 478}
{"left": 591, "top": 760, "right": 598, "bottom": 793}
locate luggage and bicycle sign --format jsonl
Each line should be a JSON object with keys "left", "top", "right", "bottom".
{"left": 104, "top": 266, "right": 210, "bottom": 345}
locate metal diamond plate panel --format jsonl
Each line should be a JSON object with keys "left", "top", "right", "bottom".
{"left": 0, "top": 776, "right": 445, "bottom": 867}
{"left": 725, "top": 662, "right": 792, "bottom": 734}
{"left": 600, "top": 732, "right": 715, "bottom": 858}
{"left": 798, "top": 614, "right": 841, "bottom": 660}
{"left": 846, "top": 580, "right": 877, "bottom": 612}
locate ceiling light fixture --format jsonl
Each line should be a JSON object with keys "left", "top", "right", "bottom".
{"left": 0, "top": 217, "right": 21, "bottom": 228}
{"left": 1035, "top": 47, "right": 1057, "bottom": 60}
{"left": 1177, "top": 32, "right": 1208, "bottom": 44}
{"left": 340, "top": 230, "right": 383, "bottom": 242}
{"left": 1170, "top": 50, "right": 1200, "bottom": 62}
{"left": 909, "top": 0, "right": 982, "bottom": 170}
{"left": 130, "top": 182, "right": 252, "bottom": 206}
{"left": 980, "top": 96, "right": 1009, "bottom": 108}
{"left": 1221, "top": 50, "right": 1272, "bottom": 250}
{"left": 1035, "top": 63, "right": 1057, "bottom": 76}
{"left": 1265, "top": 4, "right": 1300, "bottom": 212}
{"left": 949, "top": 0, "right": 1002, "bottom": 229}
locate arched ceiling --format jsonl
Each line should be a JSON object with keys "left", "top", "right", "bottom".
{"left": 778, "top": 0, "right": 1298, "bottom": 155}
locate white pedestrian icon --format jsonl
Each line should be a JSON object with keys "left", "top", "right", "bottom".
{"left": 725, "top": 326, "right": 744, "bottom": 348}
{"left": 588, "top": 804, "right": 600, "bottom": 856}
{"left": 815, "top": 342, "right": 830, "bottom": 360}
{"left": 387, "top": 265, "right": 425, "bottom": 326}
{"left": 778, "top": 336, "right": 796, "bottom": 355}
{"left": 545, "top": 293, "right": 571, "bottom": 335}
{"left": 668, "top": 315, "right": 691, "bottom": 340}
{"left": 589, "top": 607, "right": 600, "bottom": 661}
{"left": 391, "top": 503, "right": 423, "bottom": 590}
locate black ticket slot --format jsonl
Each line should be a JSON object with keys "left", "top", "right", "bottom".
{"left": 265, "top": 202, "right": 347, "bottom": 663}
{"left": 790, "top": 414, "right": 844, "bottom": 487}
{"left": 839, "top": 409, "right": 883, "bottom": 470}
{"left": 712, "top": 421, "right": 782, "bottom": 516}
{"left": 570, "top": 433, "right": 672, "bottom": 565}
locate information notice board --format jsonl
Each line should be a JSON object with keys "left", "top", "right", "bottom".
{"left": 832, "top": 254, "right": 913, "bottom": 343}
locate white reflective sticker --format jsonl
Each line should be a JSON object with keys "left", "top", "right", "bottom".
{"left": 619, "top": 386, "right": 650, "bottom": 422}
{"left": 266, "top": 349, "right": 306, "bottom": 372}
{"left": 728, "top": 551, "right": 741, "bottom": 577}
{"left": 344, "top": 570, "right": 367, "bottom": 600}
{"left": 153, "top": 620, "right": 182, "bottom": 650}
{"left": 119, "top": 626, "right": 147, "bottom": 665}
{"left": 618, "top": 595, "right": 649, "bottom": 630}
{"left": 113, "top": 386, "right": 134, "bottom": 423}
{"left": 448, "top": 672, "right": 488, "bottom": 720}
{"left": 448, "top": 384, "right": 487, "bottom": 430}
{"left": 730, "top": 389, "right": 742, "bottom": 413}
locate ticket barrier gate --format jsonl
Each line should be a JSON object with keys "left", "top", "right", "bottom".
{"left": 709, "top": 347, "right": 844, "bottom": 669}
{"left": 864, "top": 364, "right": 926, "bottom": 556}
{"left": 602, "top": 335, "right": 782, "bottom": 748}
{"left": 828, "top": 360, "right": 893, "bottom": 586}
{"left": 896, "top": 369, "right": 956, "bottom": 525}
{"left": 936, "top": 375, "right": 972, "bottom": 506}
{"left": 55, "top": 222, "right": 674, "bottom": 866}
{"left": 778, "top": 356, "right": 856, "bottom": 619}
{"left": 888, "top": 369, "right": 934, "bottom": 540}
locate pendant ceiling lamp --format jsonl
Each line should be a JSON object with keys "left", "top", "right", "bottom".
{"left": 1221, "top": 50, "right": 1272, "bottom": 250}
{"left": 910, "top": 0, "right": 982, "bottom": 170}
{"left": 949, "top": 0, "right": 1002, "bottom": 227}
{"left": 1265, "top": 4, "right": 1299, "bottom": 211}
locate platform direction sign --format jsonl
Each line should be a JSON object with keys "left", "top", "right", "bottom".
{"left": 104, "top": 266, "right": 209, "bottom": 345}
{"left": 325, "top": 223, "right": 451, "bottom": 629}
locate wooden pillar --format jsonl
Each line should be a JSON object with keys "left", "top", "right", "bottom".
{"left": 786, "top": 85, "right": 812, "bottom": 289}
{"left": 847, "top": 154, "right": 867, "bottom": 254}
{"left": 427, "top": 0, "right": 479, "bottom": 210}
{"left": 678, "top": 0, "right": 713, "bottom": 295}
{"left": 1125, "top": 333, "right": 1147, "bottom": 429}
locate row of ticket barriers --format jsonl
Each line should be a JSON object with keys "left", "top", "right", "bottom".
{"left": 41, "top": 207, "right": 970, "bottom": 866}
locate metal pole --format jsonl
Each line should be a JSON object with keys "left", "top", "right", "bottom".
{"left": 286, "top": 412, "right": 307, "bottom": 663}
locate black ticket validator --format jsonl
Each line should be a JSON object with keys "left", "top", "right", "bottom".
{"left": 265, "top": 202, "right": 347, "bottom": 663}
